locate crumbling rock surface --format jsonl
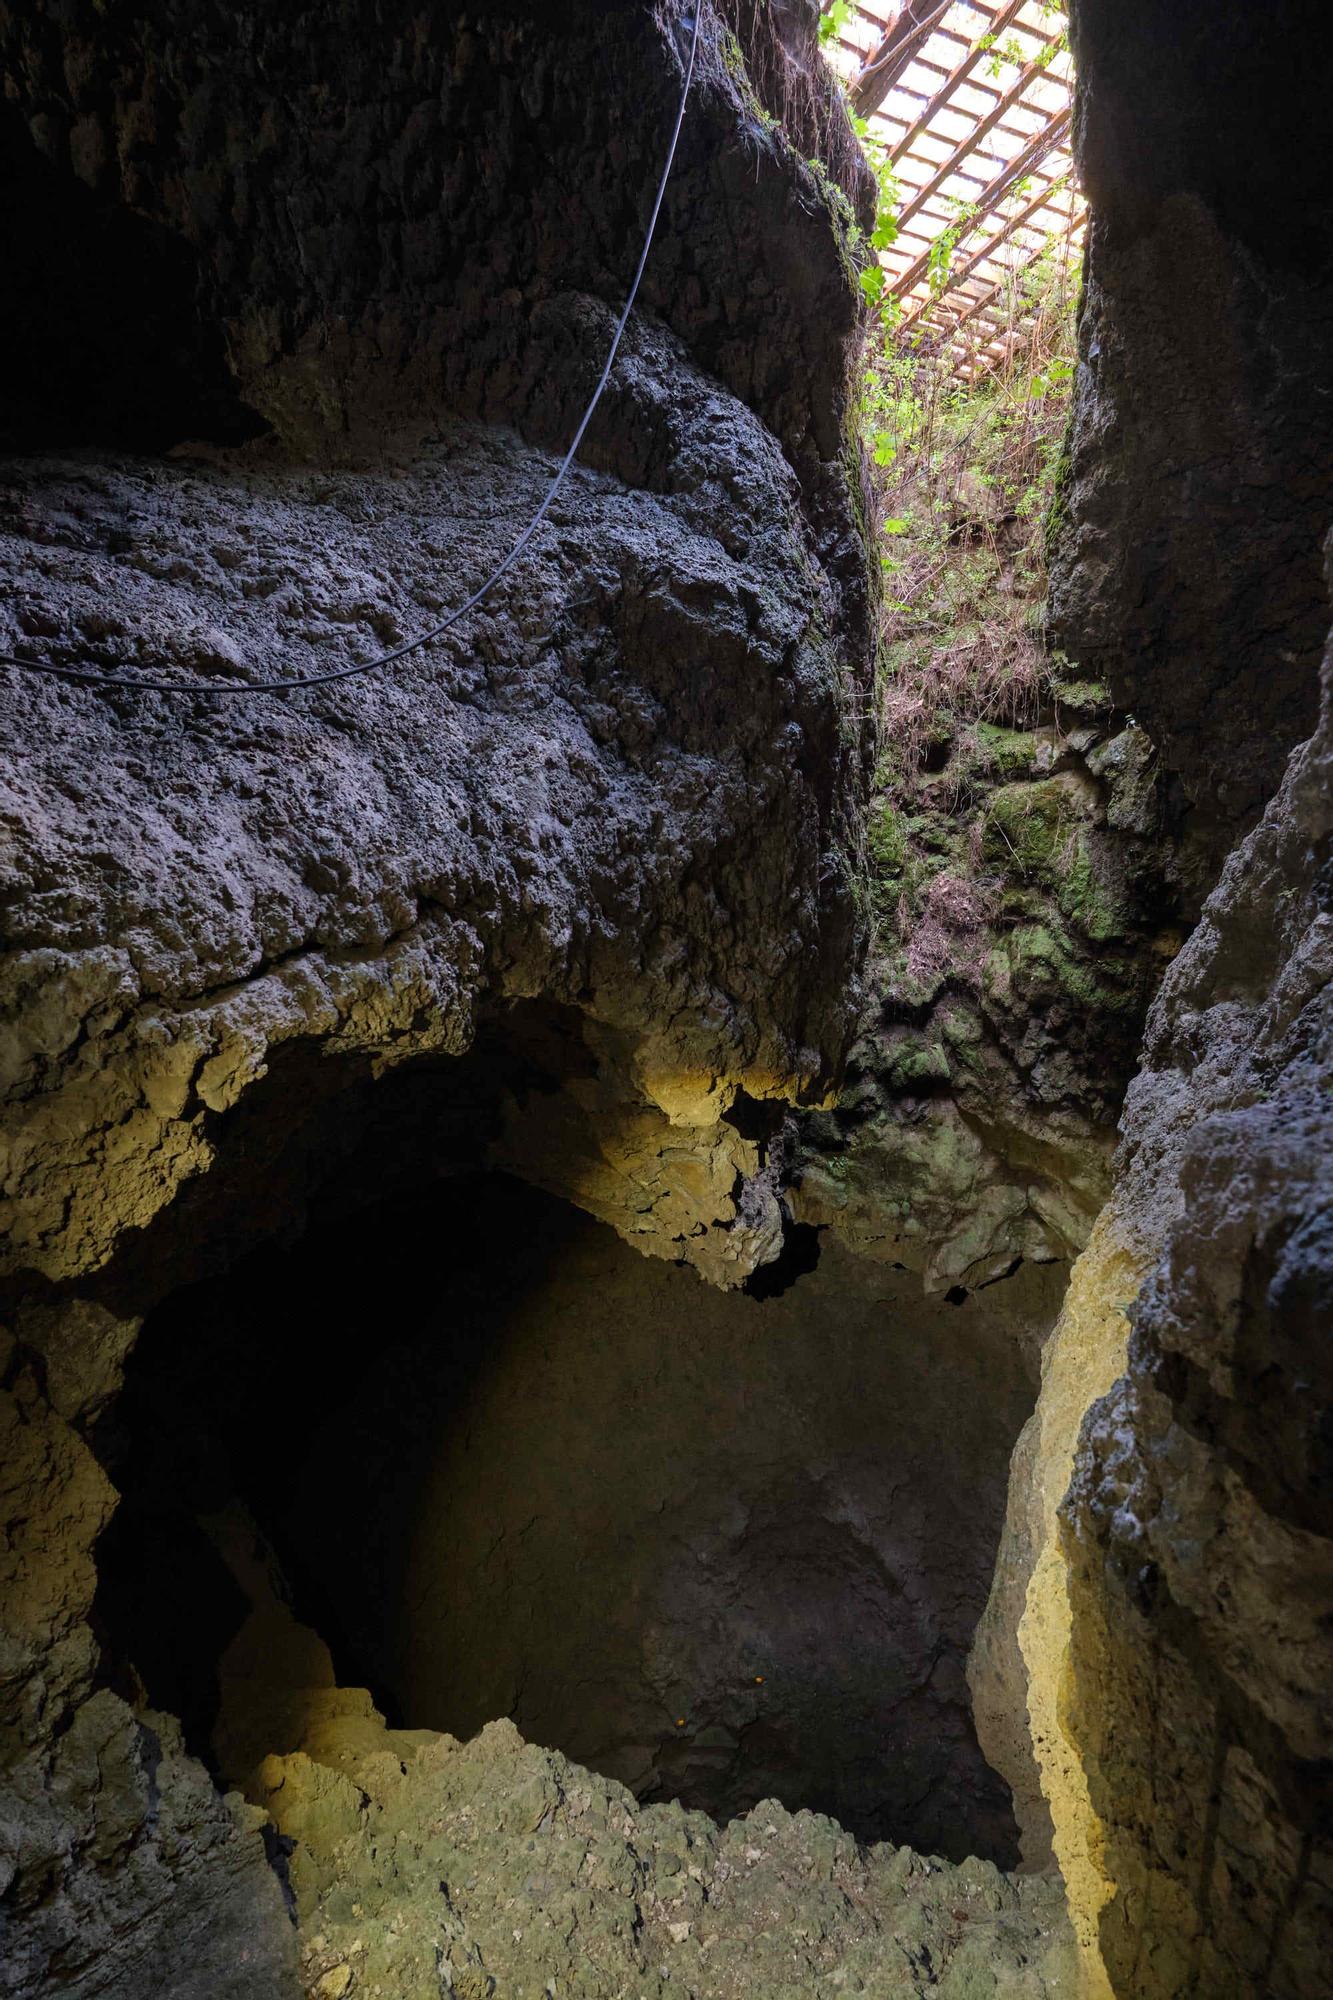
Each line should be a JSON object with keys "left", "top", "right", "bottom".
{"left": 1057, "top": 595, "right": 1333, "bottom": 1997}
{"left": 0, "top": 336, "right": 862, "bottom": 1290}
{"left": 9, "top": 0, "right": 1328, "bottom": 1991}
{"left": 984, "top": 557, "right": 1332, "bottom": 1996}
{"left": 0, "top": 3, "right": 885, "bottom": 1991}
{"left": 0, "top": 0, "right": 880, "bottom": 1290}
{"left": 209, "top": 1528, "right": 1078, "bottom": 2000}
{"left": 258, "top": 1714, "right": 1077, "bottom": 2000}
{"left": 796, "top": 681, "right": 1182, "bottom": 1292}
{"left": 805, "top": 0, "right": 1333, "bottom": 1313}
{"left": 963, "top": 11, "right": 1333, "bottom": 1965}
{"left": 1048, "top": 0, "right": 1333, "bottom": 878}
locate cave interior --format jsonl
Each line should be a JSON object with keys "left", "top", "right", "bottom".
{"left": 1, "top": 2, "right": 1331, "bottom": 1998}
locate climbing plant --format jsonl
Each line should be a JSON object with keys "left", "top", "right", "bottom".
{"left": 849, "top": 236, "right": 1082, "bottom": 986}
{"left": 813, "top": 0, "right": 1083, "bottom": 789}
{"left": 818, "top": 0, "right": 854, "bottom": 43}
{"left": 860, "top": 232, "right": 1080, "bottom": 791}
{"left": 849, "top": 110, "right": 904, "bottom": 318}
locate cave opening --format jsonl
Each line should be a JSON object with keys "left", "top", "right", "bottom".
{"left": 0, "top": 109, "right": 265, "bottom": 453}
{"left": 91, "top": 1163, "right": 1066, "bottom": 1870}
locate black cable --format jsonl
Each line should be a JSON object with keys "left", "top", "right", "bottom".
{"left": 0, "top": 4, "right": 703, "bottom": 698}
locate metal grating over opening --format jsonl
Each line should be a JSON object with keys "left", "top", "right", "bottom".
{"left": 820, "top": 0, "right": 1084, "bottom": 378}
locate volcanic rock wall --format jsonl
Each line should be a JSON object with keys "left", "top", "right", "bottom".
{"left": 979, "top": 2, "right": 1333, "bottom": 1991}
{"left": 3, "top": 0, "right": 1330, "bottom": 1994}
{"left": 0, "top": 0, "right": 879, "bottom": 1293}
{"left": 999, "top": 568, "right": 1332, "bottom": 1997}
{"left": 0, "top": 4, "right": 883, "bottom": 1992}
{"left": 1047, "top": 0, "right": 1333, "bottom": 882}
{"left": 1060, "top": 634, "right": 1332, "bottom": 1994}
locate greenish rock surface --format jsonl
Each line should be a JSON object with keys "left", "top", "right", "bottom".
{"left": 201, "top": 1511, "right": 1080, "bottom": 2000}
{"left": 244, "top": 1693, "right": 1077, "bottom": 2000}
{"left": 797, "top": 683, "right": 1185, "bottom": 1290}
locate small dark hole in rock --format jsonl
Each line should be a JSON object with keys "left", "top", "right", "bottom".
{"left": 744, "top": 1220, "right": 823, "bottom": 1300}
{"left": 724, "top": 1087, "right": 786, "bottom": 1144}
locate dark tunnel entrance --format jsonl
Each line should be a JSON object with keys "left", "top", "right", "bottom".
{"left": 92, "top": 1170, "right": 1065, "bottom": 1867}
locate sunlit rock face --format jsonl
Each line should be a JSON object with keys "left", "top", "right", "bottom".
{"left": 0, "top": 2, "right": 883, "bottom": 1991}
{"left": 993, "top": 584, "right": 1330, "bottom": 1995}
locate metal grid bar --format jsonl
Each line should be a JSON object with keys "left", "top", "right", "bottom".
{"left": 820, "top": 0, "right": 1084, "bottom": 376}
{"left": 891, "top": 102, "right": 1073, "bottom": 307}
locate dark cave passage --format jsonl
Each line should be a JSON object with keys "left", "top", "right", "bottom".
{"left": 0, "top": 109, "right": 264, "bottom": 452}
{"left": 93, "top": 1170, "right": 1065, "bottom": 1867}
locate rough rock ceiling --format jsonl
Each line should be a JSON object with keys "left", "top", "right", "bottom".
{"left": 821, "top": 0, "right": 1084, "bottom": 375}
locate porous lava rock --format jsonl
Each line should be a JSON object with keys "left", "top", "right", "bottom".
{"left": 0, "top": 334, "right": 861, "bottom": 1292}
{"left": 0, "top": 0, "right": 883, "bottom": 1293}
{"left": 0, "top": 2, "right": 889, "bottom": 1991}
{"left": 803, "top": 0, "right": 1333, "bottom": 1301}
{"left": 1052, "top": 575, "right": 1333, "bottom": 1997}
{"left": 1047, "top": 0, "right": 1333, "bottom": 878}
{"left": 973, "top": 569, "right": 1331, "bottom": 1997}
{"left": 964, "top": 19, "right": 1333, "bottom": 1978}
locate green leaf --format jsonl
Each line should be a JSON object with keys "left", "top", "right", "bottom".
{"left": 859, "top": 263, "right": 886, "bottom": 304}
{"left": 882, "top": 516, "right": 910, "bottom": 535}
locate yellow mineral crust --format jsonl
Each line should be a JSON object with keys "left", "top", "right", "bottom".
{"left": 1017, "top": 1211, "right": 1146, "bottom": 1999}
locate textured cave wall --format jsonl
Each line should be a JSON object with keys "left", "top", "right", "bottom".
{"left": 788, "top": 0, "right": 1333, "bottom": 1314}
{"left": 0, "top": 373, "right": 859, "bottom": 1292}
{"left": 975, "top": 0, "right": 1333, "bottom": 1983}
{"left": 794, "top": 703, "right": 1184, "bottom": 1296}
{"left": 967, "top": 1, "right": 1333, "bottom": 1979}
{"left": 1047, "top": 0, "right": 1333, "bottom": 884}
{"left": 973, "top": 609, "right": 1331, "bottom": 1995}
{"left": 0, "top": 0, "right": 878, "bottom": 1294}
{"left": 0, "top": 0, "right": 878, "bottom": 644}
{"left": 103, "top": 1175, "right": 1065, "bottom": 1868}
{"left": 1002, "top": 566, "right": 1332, "bottom": 2000}
{"left": 0, "top": 5, "right": 883, "bottom": 1992}
{"left": 1054, "top": 601, "right": 1332, "bottom": 1997}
